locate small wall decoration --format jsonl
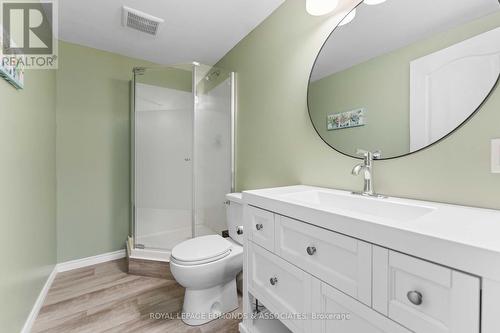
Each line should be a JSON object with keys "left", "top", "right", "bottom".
{"left": 0, "top": 25, "right": 25, "bottom": 90}
{"left": 0, "top": 57, "right": 24, "bottom": 89}
{"left": 327, "top": 108, "right": 365, "bottom": 130}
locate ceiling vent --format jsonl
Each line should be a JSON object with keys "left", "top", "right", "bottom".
{"left": 122, "top": 6, "right": 164, "bottom": 36}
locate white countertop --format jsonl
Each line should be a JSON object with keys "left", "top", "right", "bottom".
{"left": 243, "top": 185, "right": 500, "bottom": 280}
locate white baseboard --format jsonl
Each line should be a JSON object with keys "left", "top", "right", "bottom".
{"left": 239, "top": 322, "right": 250, "bottom": 333}
{"left": 21, "top": 249, "right": 126, "bottom": 332}
{"left": 57, "top": 249, "right": 126, "bottom": 273}
{"left": 21, "top": 266, "right": 58, "bottom": 333}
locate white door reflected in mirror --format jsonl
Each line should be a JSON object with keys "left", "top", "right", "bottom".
{"left": 306, "top": 0, "right": 339, "bottom": 16}
{"left": 492, "top": 139, "right": 500, "bottom": 173}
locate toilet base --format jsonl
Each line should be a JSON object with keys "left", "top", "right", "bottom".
{"left": 181, "top": 278, "right": 239, "bottom": 326}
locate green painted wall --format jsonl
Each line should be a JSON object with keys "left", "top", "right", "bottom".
{"left": 56, "top": 41, "right": 154, "bottom": 262}
{"left": 309, "top": 11, "right": 500, "bottom": 158}
{"left": 217, "top": 0, "right": 500, "bottom": 209}
{"left": 0, "top": 70, "right": 56, "bottom": 331}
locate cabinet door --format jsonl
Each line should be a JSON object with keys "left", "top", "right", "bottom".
{"left": 275, "top": 215, "right": 372, "bottom": 305}
{"left": 373, "top": 247, "right": 480, "bottom": 333}
{"left": 246, "top": 206, "right": 275, "bottom": 252}
{"left": 311, "top": 279, "right": 411, "bottom": 333}
{"left": 248, "top": 242, "right": 312, "bottom": 333}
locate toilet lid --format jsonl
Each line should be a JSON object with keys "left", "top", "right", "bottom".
{"left": 171, "top": 235, "right": 232, "bottom": 263}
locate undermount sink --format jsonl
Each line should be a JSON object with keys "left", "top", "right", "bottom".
{"left": 280, "top": 190, "right": 435, "bottom": 222}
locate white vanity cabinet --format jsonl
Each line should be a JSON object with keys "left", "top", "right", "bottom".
{"left": 244, "top": 206, "right": 415, "bottom": 333}
{"left": 239, "top": 186, "right": 499, "bottom": 333}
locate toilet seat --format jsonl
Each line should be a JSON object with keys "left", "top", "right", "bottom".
{"left": 171, "top": 235, "right": 232, "bottom": 266}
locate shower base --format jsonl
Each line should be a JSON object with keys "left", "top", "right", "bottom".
{"left": 129, "top": 224, "right": 218, "bottom": 262}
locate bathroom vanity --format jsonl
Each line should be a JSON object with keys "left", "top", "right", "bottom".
{"left": 239, "top": 185, "right": 500, "bottom": 333}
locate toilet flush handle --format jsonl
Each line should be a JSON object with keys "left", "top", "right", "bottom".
{"left": 236, "top": 226, "right": 244, "bottom": 235}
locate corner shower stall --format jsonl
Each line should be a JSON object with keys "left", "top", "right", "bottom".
{"left": 129, "top": 63, "right": 235, "bottom": 261}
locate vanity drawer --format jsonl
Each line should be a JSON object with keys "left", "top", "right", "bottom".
{"left": 372, "top": 247, "right": 480, "bottom": 333}
{"left": 248, "top": 241, "right": 312, "bottom": 333}
{"left": 311, "top": 280, "right": 411, "bottom": 333}
{"left": 247, "top": 206, "right": 275, "bottom": 252}
{"left": 275, "top": 215, "right": 372, "bottom": 305}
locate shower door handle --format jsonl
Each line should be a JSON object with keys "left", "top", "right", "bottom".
{"left": 184, "top": 158, "right": 191, "bottom": 161}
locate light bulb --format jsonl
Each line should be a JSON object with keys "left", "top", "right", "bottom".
{"left": 306, "top": 0, "right": 339, "bottom": 16}
{"left": 364, "top": 0, "right": 387, "bottom": 5}
{"left": 339, "top": 9, "right": 356, "bottom": 26}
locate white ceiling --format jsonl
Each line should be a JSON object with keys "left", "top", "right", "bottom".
{"left": 59, "top": 0, "right": 284, "bottom": 65}
{"left": 312, "top": 0, "right": 500, "bottom": 81}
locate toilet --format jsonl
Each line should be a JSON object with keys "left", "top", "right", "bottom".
{"left": 170, "top": 193, "right": 244, "bottom": 326}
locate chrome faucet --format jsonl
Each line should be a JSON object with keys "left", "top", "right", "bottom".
{"left": 351, "top": 149, "right": 385, "bottom": 198}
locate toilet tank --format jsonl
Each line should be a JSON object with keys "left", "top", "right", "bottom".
{"left": 226, "top": 193, "right": 243, "bottom": 245}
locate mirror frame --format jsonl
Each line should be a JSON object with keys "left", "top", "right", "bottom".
{"left": 307, "top": 0, "right": 500, "bottom": 160}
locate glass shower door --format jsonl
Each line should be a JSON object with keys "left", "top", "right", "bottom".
{"left": 193, "top": 66, "right": 234, "bottom": 237}
{"left": 133, "top": 67, "right": 194, "bottom": 251}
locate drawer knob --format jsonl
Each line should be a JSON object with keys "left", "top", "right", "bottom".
{"left": 407, "top": 291, "right": 423, "bottom": 306}
{"left": 306, "top": 246, "right": 317, "bottom": 255}
{"left": 255, "top": 223, "right": 263, "bottom": 231}
{"left": 269, "top": 277, "right": 278, "bottom": 286}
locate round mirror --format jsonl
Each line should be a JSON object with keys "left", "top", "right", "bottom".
{"left": 308, "top": 0, "right": 500, "bottom": 159}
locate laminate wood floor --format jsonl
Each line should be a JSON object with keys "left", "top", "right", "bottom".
{"left": 32, "top": 259, "right": 241, "bottom": 333}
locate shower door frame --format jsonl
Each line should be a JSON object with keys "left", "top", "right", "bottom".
{"left": 130, "top": 64, "right": 236, "bottom": 254}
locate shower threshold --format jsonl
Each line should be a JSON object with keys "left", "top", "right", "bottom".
{"left": 128, "top": 224, "right": 218, "bottom": 262}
